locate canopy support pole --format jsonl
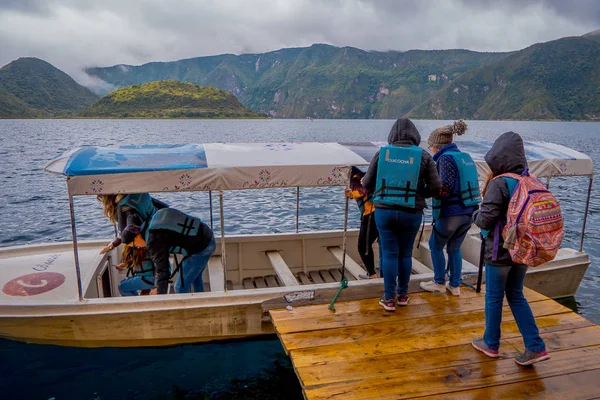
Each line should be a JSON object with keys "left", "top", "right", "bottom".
{"left": 329, "top": 169, "right": 351, "bottom": 312}
{"left": 296, "top": 187, "right": 300, "bottom": 233}
{"left": 68, "top": 195, "right": 84, "bottom": 301}
{"left": 546, "top": 177, "right": 551, "bottom": 189}
{"left": 219, "top": 191, "right": 227, "bottom": 292}
{"left": 209, "top": 190, "right": 214, "bottom": 230}
{"left": 580, "top": 176, "right": 593, "bottom": 252}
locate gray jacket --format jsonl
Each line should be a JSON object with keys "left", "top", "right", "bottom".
{"left": 473, "top": 131, "right": 528, "bottom": 266}
{"left": 363, "top": 118, "right": 440, "bottom": 212}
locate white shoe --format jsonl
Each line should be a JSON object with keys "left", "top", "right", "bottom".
{"left": 420, "top": 280, "right": 445, "bottom": 293}
{"left": 446, "top": 281, "right": 461, "bottom": 296}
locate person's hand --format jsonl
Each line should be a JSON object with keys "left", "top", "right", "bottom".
{"left": 344, "top": 188, "right": 352, "bottom": 199}
{"left": 114, "top": 263, "right": 125, "bottom": 272}
{"left": 149, "top": 288, "right": 158, "bottom": 295}
{"left": 100, "top": 243, "right": 114, "bottom": 255}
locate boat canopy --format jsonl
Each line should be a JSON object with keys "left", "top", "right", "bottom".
{"left": 45, "top": 141, "right": 594, "bottom": 195}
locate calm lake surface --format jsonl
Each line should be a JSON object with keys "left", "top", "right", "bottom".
{"left": 0, "top": 119, "right": 598, "bottom": 399}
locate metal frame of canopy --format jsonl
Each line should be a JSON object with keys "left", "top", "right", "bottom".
{"left": 46, "top": 141, "right": 594, "bottom": 301}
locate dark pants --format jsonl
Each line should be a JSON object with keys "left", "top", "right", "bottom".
{"left": 358, "top": 213, "right": 379, "bottom": 276}
{"left": 375, "top": 208, "right": 422, "bottom": 299}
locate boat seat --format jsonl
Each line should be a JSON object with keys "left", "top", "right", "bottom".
{"left": 327, "top": 246, "right": 367, "bottom": 279}
{"left": 266, "top": 251, "right": 300, "bottom": 286}
{"left": 411, "top": 258, "right": 432, "bottom": 274}
{"left": 207, "top": 255, "right": 225, "bottom": 292}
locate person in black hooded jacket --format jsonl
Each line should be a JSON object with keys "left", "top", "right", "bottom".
{"left": 470, "top": 131, "right": 549, "bottom": 366}
{"left": 363, "top": 118, "right": 441, "bottom": 311}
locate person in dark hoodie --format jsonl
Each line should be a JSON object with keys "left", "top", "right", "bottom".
{"left": 420, "top": 121, "right": 479, "bottom": 296}
{"left": 363, "top": 118, "right": 441, "bottom": 311}
{"left": 121, "top": 208, "right": 215, "bottom": 295}
{"left": 471, "top": 131, "right": 549, "bottom": 366}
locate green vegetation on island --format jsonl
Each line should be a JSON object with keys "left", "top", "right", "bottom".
{"left": 0, "top": 57, "right": 98, "bottom": 118}
{"left": 80, "top": 81, "right": 266, "bottom": 118}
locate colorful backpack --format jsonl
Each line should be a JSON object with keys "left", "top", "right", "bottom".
{"left": 497, "top": 170, "right": 564, "bottom": 267}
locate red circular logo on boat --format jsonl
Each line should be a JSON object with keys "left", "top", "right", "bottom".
{"left": 2, "top": 272, "right": 66, "bottom": 297}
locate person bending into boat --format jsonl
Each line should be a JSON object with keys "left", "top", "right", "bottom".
{"left": 115, "top": 245, "right": 171, "bottom": 296}
{"left": 345, "top": 167, "right": 379, "bottom": 279}
{"left": 420, "top": 121, "right": 479, "bottom": 296}
{"left": 363, "top": 118, "right": 441, "bottom": 311}
{"left": 97, "top": 193, "right": 167, "bottom": 255}
{"left": 121, "top": 208, "right": 216, "bottom": 295}
{"left": 471, "top": 132, "right": 549, "bottom": 366}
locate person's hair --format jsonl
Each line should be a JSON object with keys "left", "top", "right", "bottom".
{"left": 97, "top": 195, "right": 118, "bottom": 224}
{"left": 482, "top": 171, "right": 495, "bottom": 197}
{"left": 121, "top": 245, "right": 146, "bottom": 270}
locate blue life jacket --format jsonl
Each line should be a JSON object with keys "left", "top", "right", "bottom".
{"left": 132, "top": 260, "right": 154, "bottom": 277}
{"left": 481, "top": 177, "right": 518, "bottom": 238}
{"left": 144, "top": 208, "right": 203, "bottom": 256}
{"left": 373, "top": 145, "right": 423, "bottom": 208}
{"left": 117, "top": 194, "right": 157, "bottom": 221}
{"left": 432, "top": 151, "right": 481, "bottom": 220}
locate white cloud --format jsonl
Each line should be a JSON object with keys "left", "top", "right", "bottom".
{"left": 0, "top": 0, "right": 597, "bottom": 84}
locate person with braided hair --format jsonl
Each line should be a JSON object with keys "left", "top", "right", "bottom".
{"left": 420, "top": 120, "right": 480, "bottom": 296}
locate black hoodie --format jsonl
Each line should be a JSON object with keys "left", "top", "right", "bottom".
{"left": 363, "top": 118, "right": 441, "bottom": 212}
{"left": 474, "top": 131, "right": 528, "bottom": 266}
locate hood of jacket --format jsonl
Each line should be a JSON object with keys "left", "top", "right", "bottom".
{"left": 387, "top": 118, "right": 421, "bottom": 146}
{"left": 485, "top": 131, "right": 527, "bottom": 176}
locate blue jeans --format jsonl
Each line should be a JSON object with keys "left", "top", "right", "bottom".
{"left": 484, "top": 264, "right": 546, "bottom": 352}
{"left": 429, "top": 215, "right": 472, "bottom": 287}
{"left": 119, "top": 275, "right": 155, "bottom": 296}
{"left": 174, "top": 237, "right": 216, "bottom": 293}
{"left": 375, "top": 208, "right": 422, "bottom": 299}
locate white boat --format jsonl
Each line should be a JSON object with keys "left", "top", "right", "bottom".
{"left": 0, "top": 141, "right": 593, "bottom": 347}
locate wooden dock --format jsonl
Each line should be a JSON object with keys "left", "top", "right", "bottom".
{"left": 269, "top": 287, "right": 600, "bottom": 399}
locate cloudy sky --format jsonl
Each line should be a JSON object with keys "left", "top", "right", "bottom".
{"left": 0, "top": 0, "right": 599, "bottom": 84}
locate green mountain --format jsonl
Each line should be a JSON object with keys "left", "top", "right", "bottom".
{"left": 86, "top": 45, "right": 511, "bottom": 118}
{"left": 407, "top": 37, "right": 600, "bottom": 121}
{"left": 583, "top": 29, "right": 600, "bottom": 44}
{"left": 80, "top": 80, "right": 265, "bottom": 118}
{"left": 0, "top": 57, "right": 98, "bottom": 117}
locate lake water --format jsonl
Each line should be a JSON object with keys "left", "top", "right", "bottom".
{"left": 0, "top": 119, "right": 598, "bottom": 399}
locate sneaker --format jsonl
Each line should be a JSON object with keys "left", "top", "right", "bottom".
{"left": 379, "top": 296, "right": 395, "bottom": 312}
{"left": 471, "top": 338, "right": 500, "bottom": 358}
{"left": 397, "top": 294, "right": 410, "bottom": 306}
{"left": 358, "top": 273, "right": 378, "bottom": 280}
{"left": 515, "top": 349, "right": 550, "bottom": 366}
{"left": 446, "top": 281, "right": 461, "bottom": 296}
{"left": 420, "top": 280, "right": 445, "bottom": 293}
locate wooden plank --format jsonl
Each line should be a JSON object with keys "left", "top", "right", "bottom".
{"left": 207, "top": 256, "right": 225, "bottom": 292}
{"left": 265, "top": 275, "right": 279, "bottom": 288}
{"left": 296, "top": 326, "right": 600, "bottom": 388}
{"left": 319, "top": 270, "right": 336, "bottom": 283}
{"left": 422, "top": 368, "right": 600, "bottom": 400}
{"left": 266, "top": 251, "right": 300, "bottom": 287}
{"left": 242, "top": 278, "right": 255, "bottom": 289}
{"left": 411, "top": 258, "right": 432, "bottom": 274}
{"left": 255, "top": 277, "right": 267, "bottom": 289}
{"left": 269, "top": 285, "right": 546, "bottom": 322}
{"left": 330, "top": 268, "right": 343, "bottom": 282}
{"left": 328, "top": 246, "right": 367, "bottom": 279}
{"left": 280, "top": 300, "right": 575, "bottom": 351}
{"left": 309, "top": 271, "right": 324, "bottom": 284}
{"left": 289, "top": 312, "right": 593, "bottom": 368}
{"left": 272, "top": 290, "right": 556, "bottom": 334}
{"left": 297, "top": 272, "right": 313, "bottom": 285}
{"left": 303, "top": 345, "right": 600, "bottom": 400}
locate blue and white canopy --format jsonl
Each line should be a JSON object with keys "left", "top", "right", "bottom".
{"left": 44, "top": 141, "right": 593, "bottom": 195}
